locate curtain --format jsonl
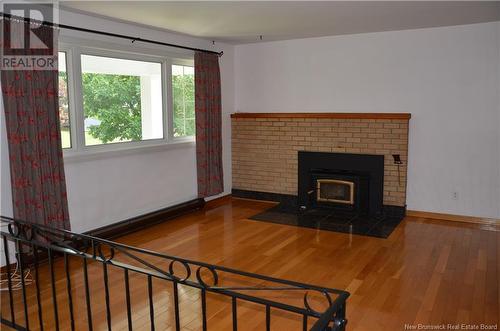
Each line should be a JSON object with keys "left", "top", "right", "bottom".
{"left": 1, "top": 19, "right": 71, "bottom": 230}
{"left": 194, "top": 52, "right": 223, "bottom": 198}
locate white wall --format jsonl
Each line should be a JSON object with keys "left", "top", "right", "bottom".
{"left": 0, "top": 9, "right": 235, "bottom": 233}
{"left": 235, "top": 22, "right": 500, "bottom": 219}
{"left": 497, "top": 22, "right": 500, "bottom": 220}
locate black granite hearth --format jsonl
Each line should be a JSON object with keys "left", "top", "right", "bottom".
{"left": 249, "top": 203, "right": 404, "bottom": 239}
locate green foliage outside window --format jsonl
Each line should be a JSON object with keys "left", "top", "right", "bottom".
{"left": 78, "top": 70, "right": 194, "bottom": 144}
{"left": 82, "top": 73, "right": 142, "bottom": 144}
{"left": 172, "top": 73, "right": 195, "bottom": 137}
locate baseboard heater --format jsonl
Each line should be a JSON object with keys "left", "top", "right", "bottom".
{"left": 85, "top": 198, "right": 205, "bottom": 240}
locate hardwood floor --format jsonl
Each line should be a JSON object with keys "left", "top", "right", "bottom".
{"left": 2, "top": 197, "right": 499, "bottom": 330}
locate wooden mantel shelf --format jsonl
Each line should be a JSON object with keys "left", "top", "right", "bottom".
{"left": 231, "top": 112, "right": 411, "bottom": 120}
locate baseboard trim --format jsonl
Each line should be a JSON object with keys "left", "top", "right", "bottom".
{"left": 406, "top": 210, "right": 500, "bottom": 225}
{"left": 204, "top": 194, "right": 232, "bottom": 208}
{"left": 85, "top": 198, "right": 205, "bottom": 240}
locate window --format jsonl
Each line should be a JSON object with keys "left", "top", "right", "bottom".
{"left": 58, "top": 51, "right": 71, "bottom": 149}
{"left": 58, "top": 42, "right": 195, "bottom": 156}
{"left": 172, "top": 65, "right": 195, "bottom": 137}
{"left": 81, "top": 55, "right": 163, "bottom": 146}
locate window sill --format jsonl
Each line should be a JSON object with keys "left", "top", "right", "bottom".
{"left": 63, "top": 140, "right": 195, "bottom": 163}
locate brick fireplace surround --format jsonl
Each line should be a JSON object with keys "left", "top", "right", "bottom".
{"left": 231, "top": 113, "right": 411, "bottom": 208}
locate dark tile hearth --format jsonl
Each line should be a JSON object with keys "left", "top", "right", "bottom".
{"left": 249, "top": 203, "right": 404, "bottom": 238}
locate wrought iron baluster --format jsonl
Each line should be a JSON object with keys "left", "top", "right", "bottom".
{"left": 124, "top": 269, "right": 133, "bottom": 331}
{"left": 82, "top": 258, "right": 93, "bottom": 331}
{"left": 335, "top": 303, "right": 347, "bottom": 331}
{"left": 64, "top": 253, "right": 75, "bottom": 331}
{"left": 48, "top": 248, "right": 60, "bottom": 331}
{"left": 148, "top": 275, "right": 155, "bottom": 331}
{"left": 32, "top": 243, "right": 44, "bottom": 331}
{"left": 2, "top": 235, "right": 16, "bottom": 325}
{"left": 173, "top": 281, "right": 180, "bottom": 331}
{"left": 15, "top": 240, "right": 29, "bottom": 330}
{"left": 201, "top": 288, "right": 207, "bottom": 331}
{"left": 102, "top": 262, "right": 112, "bottom": 331}
{"left": 232, "top": 297, "right": 238, "bottom": 331}
{"left": 303, "top": 314, "right": 308, "bottom": 331}
{"left": 266, "top": 305, "right": 271, "bottom": 331}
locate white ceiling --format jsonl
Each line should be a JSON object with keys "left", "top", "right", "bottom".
{"left": 61, "top": 1, "right": 500, "bottom": 44}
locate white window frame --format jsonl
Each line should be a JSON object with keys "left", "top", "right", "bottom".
{"left": 59, "top": 39, "right": 195, "bottom": 161}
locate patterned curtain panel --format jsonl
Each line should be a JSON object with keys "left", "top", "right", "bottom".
{"left": 194, "top": 52, "right": 223, "bottom": 198}
{"left": 1, "top": 20, "right": 71, "bottom": 230}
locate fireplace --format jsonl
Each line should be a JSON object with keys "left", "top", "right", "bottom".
{"left": 247, "top": 150, "right": 405, "bottom": 238}
{"left": 298, "top": 152, "right": 384, "bottom": 215}
{"left": 316, "top": 179, "right": 354, "bottom": 204}
{"left": 310, "top": 169, "right": 370, "bottom": 212}
{"left": 232, "top": 113, "right": 409, "bottom": 237}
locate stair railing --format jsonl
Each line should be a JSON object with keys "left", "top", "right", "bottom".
{"left": 0, "top": 216, "right": 349, "bottom": 331}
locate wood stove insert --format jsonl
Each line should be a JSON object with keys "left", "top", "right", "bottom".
{"left": 299, "top": 151, "right": 384, "bottom": 215}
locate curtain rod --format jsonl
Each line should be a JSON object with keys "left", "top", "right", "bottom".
{"left": 1, "top": 13, "right": 223, "bottom": 57}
